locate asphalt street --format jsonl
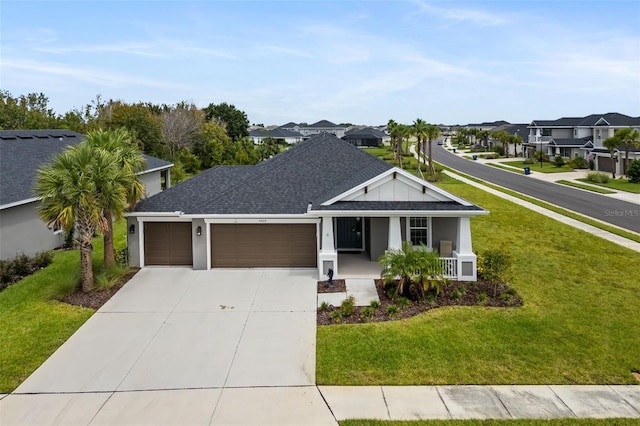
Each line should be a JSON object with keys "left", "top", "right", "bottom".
{"left": 431, "top": 143, "right": 640, "bottom": 234}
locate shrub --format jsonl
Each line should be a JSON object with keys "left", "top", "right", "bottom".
{"left": 628, "top": 160, "right": 640, "bottom": 183}
{"left": 484, "top": 153, "right": 499, "bottom": 160}
{"left": 115, "top": 247, "right": 129, "bottom": 267}
{"left": 457, "top": 284, "right": 467, "bottom": 294}
{"left": 12, "top": 253, "right": 32, "bottom": 276}
{"left": 32, "top": 251, "right": 53, "bottom": 269}
{"left": 500, "top": 292, "right": 514, "bottom": 302}
{"left": 553, "top": 155, "right": 565, "bottom": 168}
{"left": 450, "top": 290, "right": 463, "bottom": 301}
{"left": 588, "top": 158, "right": 595, "bottom": 170}
{"left": 386, "top": 304, "right": 399, "bottom": 317}
{"left": 478, "top": 240, "right": 513, "bottom": 296}
{"left": 330, "top": 310, "right": 343, "bottom": 323}
{"left": 319, "top": 301, "right": 330, "bottom": 312}
{"left": 370, "top": 300, "right": 381, "bottom": 309}
{"left": 94, "top": 265, "right": 128, "bottom": 290}
{"left": 477, "top": 292, "right": 488, "bottom": 303}
{"left": 586, "top": 172, "right": 609, "bottom": 184}
{"left": 492, "top": 146, "right": 505, "bottom": 156}
{"left": 566, "top": 156, "right": 588, "bottom": 169}
{"left": 0, "top": 260, "right": 14, "bottom": 287}
{"left": 534, "top": 150, "right": 548, "bottom": 162}
{"left": 396, "top": 296, "right": 411, "bottom": 310}
{"left": 361, "top": 306, "right": 375, "bottom": 320}
{"left": 523, "top": 157, "right": 535, "bottom": 165}
{"left": 340, "top": 296, "right": 356, "bottom": 317}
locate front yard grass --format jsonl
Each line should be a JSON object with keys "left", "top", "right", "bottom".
{"left": 502, "top": 160, "right": 575, "bottom": 174}
{"left": 0, "top": 221, "right": 127, "bottom": 393}
{"left": 487, "top": 163, "right": 526, "bottom": 174}
{"left": 577, "top": 177, "right": 640, "bottom": 194}
{"left": 316, "top": 177, "right": 640, "bottom": 385}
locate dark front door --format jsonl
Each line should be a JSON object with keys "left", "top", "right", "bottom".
{"left": 336, "top": 217, "right": 363, "bottom": 250}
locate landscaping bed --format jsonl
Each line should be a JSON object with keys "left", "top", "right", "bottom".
{"left": 61, "top": 268, "right": 139, "bottom": 309}
{"left": 317, "top": 279, "right": 521, "bottom": 325}
{"left": 317, "top": 279, "right": 346, "bottom": 293}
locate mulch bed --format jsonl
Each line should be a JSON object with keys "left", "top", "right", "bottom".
{"left": 317, "top": 279, "right": 522, "bottom": 325}
{"left": 61, "top": 268, "right": 140, "bottom": 309}
{"left": 317, "top": 279, "right": 346, "bottom": 293}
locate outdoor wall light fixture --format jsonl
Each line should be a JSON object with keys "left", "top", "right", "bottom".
{"left": 129, "top": 224, "right": 135, "bottom": 234}
{"left": 196, "top": 226, "right": 202, "bottom": 236}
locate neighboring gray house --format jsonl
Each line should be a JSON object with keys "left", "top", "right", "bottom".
{"left": 0, "top": 130, "right": 173, "bottom": 260}
{"left": 342, "top": 127, "right": 390, "bottom": 147}
{"left": 248, "top": 127, "right": 303, "bottom": 145}
{"left": 280, "top": 120, "right": 347, "bottom": 139}
{"left": 525, "top": 113, "right": 640, "bottom": 174}
{"left": 127, "top": 133, "right": 488, "bottom": 281}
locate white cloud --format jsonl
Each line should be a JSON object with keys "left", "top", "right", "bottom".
{"left": 411, "top": 0, "right": 507, "bottom": 26}
{"left": 256, "top": 45, "right": 313, "bottom": 58}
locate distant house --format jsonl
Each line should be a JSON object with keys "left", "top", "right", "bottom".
{"left": 342, "top": 127, "right": 390, "bottom": 147}
{"left": 280, "top": 120, "right": 347, "bottom": 139}
{"left": 524, "top": 113, "right": 640, "bottom": 174}
{"left": 249, "top": 128, "right": 303, "bottom": 145}
{"left": 0, "top": 130, "right": 173, "bottom": 260}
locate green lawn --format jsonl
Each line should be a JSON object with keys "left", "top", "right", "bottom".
{"left": 577, "top": 178, "right": 640, "bottom": 194}
{"left": 0, "top": 221, "right": 127, "bottom": 393}
{"left": 341, "top": 420, "right": 640, "bottom": 426}
{"left": 317, "top": 177, "right": 640, "bottom": 385}
{"left": 502, "top": 160, "right": 575, "bottom": 174}
{"left": 556, "top": 180, "right": 616, "bottom": 194}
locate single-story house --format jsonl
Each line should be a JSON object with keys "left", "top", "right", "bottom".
{"left": 342, "top": 127, "right": 390, "bottom": 147}
{"left": 0, "top": 130, "right": 173, "bottom": 260}
{"left": 127, "top": 133, "right": 488, "bottom": 280}
{"left": 248, "top": 127, "right": 304, "bottom": 145}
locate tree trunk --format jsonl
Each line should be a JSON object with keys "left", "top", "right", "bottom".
{"left": 625, "top": 150, "right": 630, "bottom": 177}
{"left": 611, "top": 155, "right": 616, "bottom": 179}
{"left": 103, "top": 213, "right": 115, "bottom": 268}
{"left": 428, "top": 140, "right": 435, "bottom": 175}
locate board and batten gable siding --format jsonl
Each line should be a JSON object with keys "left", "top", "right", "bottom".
{"left": 345, "top": 175, "right": 449, "bottom": 203}
{"left": 0, "top": 201, "right": 64, "bottom": 259}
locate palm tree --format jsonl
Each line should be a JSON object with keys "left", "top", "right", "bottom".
{"left": 84, "top": 128, "right": 146, "bottom": 267}
{"left": 616, "top": 128, "right": 640, "bottom": 176}
{"left": 34, "top": 143, "right": 128, "bottom": 291}
{"left": 477, "top": 130, "right": 491, "bottom": 148}
{"left": 603, "top": 135, "right": 620, "bottom": 179}
{"left": 387, "top": 119, "right": 402, "bottom": 168}
{"left": 424, "top": 124, "right": 440, "bottom": 176}
{"left": 413, "top": 118, "right": 428, "bottom": 172}
{"left": 511, "top": 134, "right": 522, "bottom": 157}
{"left": 400, "top": 124, "right": 413, "bottom": 157}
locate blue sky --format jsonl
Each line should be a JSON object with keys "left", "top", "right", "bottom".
{"left": 2, "top": 1, "right": 639, "bottom": 126}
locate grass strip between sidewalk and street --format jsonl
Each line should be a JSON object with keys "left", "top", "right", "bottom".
{"left": 486, "top": 163, "right": 526, "bottom": 175}
{"left": 435, "top": 163, "right": 640, "bottom": 244}
{"left": 556, "top": 180, "right": 616, "bottom": 194}
{"left": 0, "top": 221, "right": 128, "bottom": 393}
{"left": 502, "top": 160, "right": 575, "bottom": 174}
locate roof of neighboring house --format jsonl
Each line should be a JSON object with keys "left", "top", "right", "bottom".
{"left": 548, "top": 137, "right": 593, "bottom": 147}
{"left": 250, "top": 128, "right": 302, "bottom": 138}
{"left": 343, "top": 127, "right": 388, "bottom": 139}
{"left": 134, "top": 133, "right": 483, "bottom": 215}
{"left": 278, "top": 122, "right": 298, "bottom": 129}
{"left": 307, "top": 120, "right": 341, "bottom": 128}
{"left": 0, "top": 130, "right": 172, "bottom": 207}
{"left": 502, "top": 124, "right": 529, "bottom": 139}
{"left": 530, "top": 113, "right": 640, "bottom": 128}
{"left": 466, "top": 120, "right": 509, "bottom": 128}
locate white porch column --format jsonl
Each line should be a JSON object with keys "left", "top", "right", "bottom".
{"left": 454, "top": 217, "right": 477, "bottom": 281}
{"left": 388, "top": 216, "right": 402, "bottom": 250}
{"left": 318, "top": 217, "right": 338, "bottom": 278}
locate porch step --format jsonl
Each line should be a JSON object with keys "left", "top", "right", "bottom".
{"left": 317, "top": 279, "right": 379, "bottom": 308}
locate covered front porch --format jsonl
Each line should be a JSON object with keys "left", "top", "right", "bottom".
{"left": 317, "top": 215, "right": 476, "bottom": 281}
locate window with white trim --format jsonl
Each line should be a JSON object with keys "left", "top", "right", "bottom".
{"left": 409, "top": 217, "right": 429, "bottom": 246}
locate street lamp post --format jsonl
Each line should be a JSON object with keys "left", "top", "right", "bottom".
{"left": 539, "top": 134, "right": 543, "bottom": 169}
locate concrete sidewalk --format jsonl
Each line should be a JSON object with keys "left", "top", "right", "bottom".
{"left": 320, "top": 385, "right": 640, "bottom": 421}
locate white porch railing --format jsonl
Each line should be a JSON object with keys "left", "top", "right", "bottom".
{"left": 439, "top": 257, "right": 457, "bottom": 279}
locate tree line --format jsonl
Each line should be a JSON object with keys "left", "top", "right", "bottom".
{"left": 0, "top": 91, "right": 281, "bottom": 183}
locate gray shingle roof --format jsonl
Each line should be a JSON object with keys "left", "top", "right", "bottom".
{"left": 135, "top": 133, "right": 394, "bottom": 214}
{"left": 278, "top": 122, "right": 298, "bottom": 129}
{"left": 0, "top": 130, "right": 172, "bottom": 207}
{"left": 531, "top": 113, "right": 640, "bottom": 128}
{"left": 311, "top": 201, "right": 482, "bottom": 211}
{"left": 251, "top": 128, "right": 302, "bottom": 138}
{"left": 308, "top": 120, "right": 340, "bottom": 128}
{"left": 343, "top": 127, "right": 387, "bottom": 139}
{"left": 548, "top": 137, "right": 592, "bottom": 147}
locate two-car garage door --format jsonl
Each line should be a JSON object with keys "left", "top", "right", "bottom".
{"left": 144, "top": 222, "right": 317, "bottom": 268}
{"left": 211, "top": 224, "right": 316, "bottom": 268}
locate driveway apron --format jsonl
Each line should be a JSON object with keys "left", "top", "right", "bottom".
{"left": 14, "top": 268, "right": 318, "bottom": 393}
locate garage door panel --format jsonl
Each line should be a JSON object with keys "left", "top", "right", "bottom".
{"left": 211, "top": 224, "right": 316, "bottom": 268}
{"left": 144, "top": 222, "right": 193, "bottom": 266}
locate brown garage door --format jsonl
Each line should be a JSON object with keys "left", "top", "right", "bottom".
{"left": 144, "top": 222, "right": 193, "bottom": 266}
{"left": 211, "top": 224, "right": 316, "bottom": 268}
{"left": 598, "top": 155, "right": 613, "bottom": 173}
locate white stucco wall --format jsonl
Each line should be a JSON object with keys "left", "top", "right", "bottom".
{"left": 0, "top": 201, "right": 65, "bottom": 260}
{"left": 138, "top": 171, "right": 163, "bottom": 198}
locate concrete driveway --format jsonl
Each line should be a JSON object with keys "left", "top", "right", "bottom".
{"left": 3, "top": 268, "right": 337, "bottom": 425}
{"left": 17, "top": 268, "right": 318, "bottom": 392}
